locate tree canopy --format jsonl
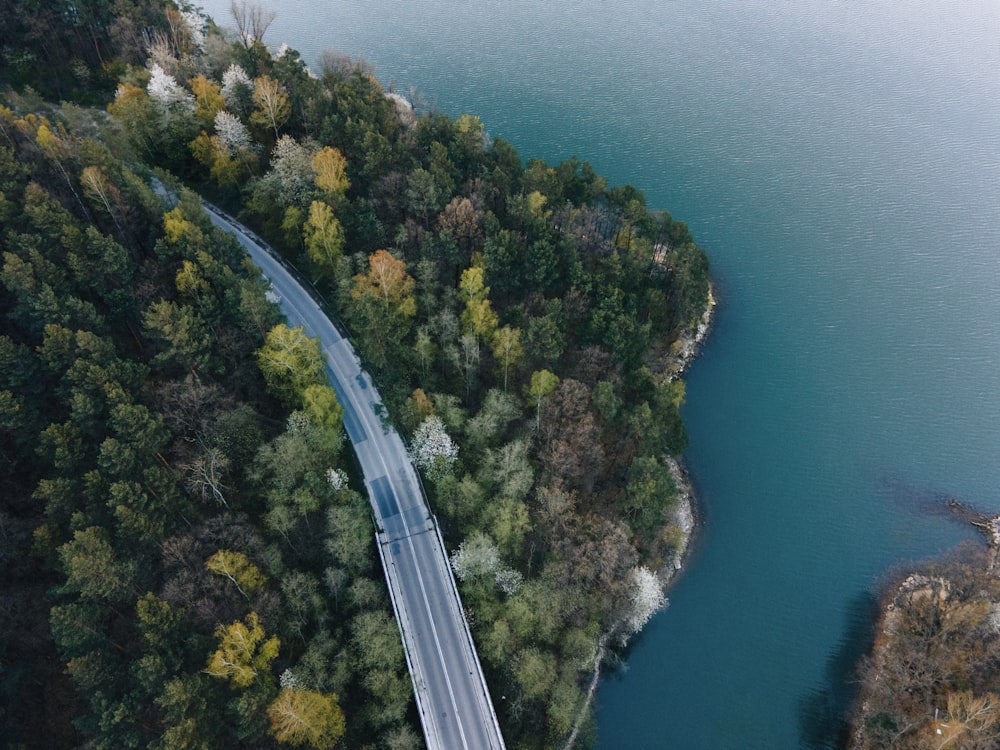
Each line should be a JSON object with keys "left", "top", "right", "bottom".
{"left": 0, "top": 1, "right": 712, "bottom": 747}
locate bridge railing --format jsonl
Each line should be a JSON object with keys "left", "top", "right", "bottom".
{"left": 202, "top": 197, "right": 505, "bottom": 750}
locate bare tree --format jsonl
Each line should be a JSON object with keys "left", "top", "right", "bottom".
{"left": 316, "top": 49, "right": 374, "bottom": 78}
{"left": 230, "top": 0, "right": 276, "bottom": 49}
{"left": 182, "top": 447, "right": 231, "bottom": 508}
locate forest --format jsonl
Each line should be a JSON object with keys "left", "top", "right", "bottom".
{"left": 0, "top": 2, "right": 710, "bottom": 748}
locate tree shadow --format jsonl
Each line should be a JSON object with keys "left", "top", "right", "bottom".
{"left": 797, "top": 589, "right": 881, "bottom": 749}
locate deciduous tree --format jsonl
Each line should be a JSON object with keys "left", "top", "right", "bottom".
{"left": 190, "top": 75, "right": 226, "bottom": 129}
{"left": 349, "top": 250, "right": 417, "bottom": 369}
{"left": 230, "top": 0, "right": 276, "bottom": 50}
{"left": 459, "top": 265, "right": 498, "bottom": 343}
{"left": 80, "top": 165, "right": 127, "bottom": 243}
{"left": 251, "top": 75, "right": 290, "bottom": 139}
{"left": 620, "top": 566, "right": 665, "bottom": 640}
{"left": 206, "top": 549, "right": 267, "bottom": 600}
{"left": 267, "top": 687, "right": 346, "bottom": 748}
{"left": 205, "top": 612, "right": 279, "bottom": 688}
{"left": 492, "top": 325, "right": 523, "bottom": 392}
{"left": 221, "top": 63, "right": 254, "bottom": 115}
{"left": 438, "top": 196, "right": 484, "bottom": 259}
{"left": 409, "top": 415, "right": 458, "bottom": 480}
{"left": 268, "top": 135, "right": 315, "bottom": 204}
{"left": 182, "top": 446, "right": 231, "bottom": 507}
{"left": 311, "top": 146, "right": 349, "bottom": 197}
{"left": 624, "top": 455, "right": 676, "bottom": 528}
{"left": 303, "top": 201, "right": 344, "bottom": 279}
{"left": 147, "top": 63, "right": 193, "bottom": 113}
{"left": 214, "top": 110, "right": 254, "bottom": 154}
{"left": 527, "top": 369, "right": 559, "bottom": 432}
{"left": 257, "top": 324, "right": 326, "bottom": 407}
{"left": 324, "top": 496, "right": 374, "bottom": 577}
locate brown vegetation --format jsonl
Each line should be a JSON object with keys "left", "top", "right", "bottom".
{"left": 850, "top": 550, "right": 1000, "bottom": 750}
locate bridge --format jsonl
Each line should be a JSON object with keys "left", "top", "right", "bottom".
{"left": 204, "top": 203, "right": 506, "bottom": 750}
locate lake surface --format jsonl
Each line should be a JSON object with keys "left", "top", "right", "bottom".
{"left": 198, "top": 1, "right": 1000, "bottom": 746}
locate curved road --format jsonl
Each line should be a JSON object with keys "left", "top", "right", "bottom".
{"left": 203, "top": 203, "right": 506, "bottom": 750}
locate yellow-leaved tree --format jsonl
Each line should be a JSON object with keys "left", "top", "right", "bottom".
{"left": 205, "top": 549, "right": 267, "bottom": 600}
{"left": 459, "top": 265, "right": 498, "bottom": 343}
{"left": 303, "top": 200, "right": 345, "bottom": 280}
{"left": 205, "top": 612, "right": 279, "bottom": 688}
{"left": 491, "top": 325, "right": 523, "bottom": 392}
{"left": 311, "top": 146, "right": 350, "bottom": 197}
{"left": 250, "top": 75, "right": 290, "bottom": 138}
{"left": 189, "top": 75, "right": 225, "bottom": 129}
{"left": 267, "top": 687, "right": 346, "bottom": 748}
{"left": 348, "top": 250, "right": 417, "bottom": 369}
{"left": 256, "top": 323, "right": 326, "bottom": 407}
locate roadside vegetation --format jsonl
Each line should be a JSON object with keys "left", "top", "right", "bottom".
{"left": 0, "top": 2, "right": 710, "bottom": 748}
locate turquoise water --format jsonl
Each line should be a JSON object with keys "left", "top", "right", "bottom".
{"left": 199, "top": 1, "right": 1000, "bottom": 746}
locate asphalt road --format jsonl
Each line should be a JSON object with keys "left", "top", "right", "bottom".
{"left": 203, "top": 203, "right": 506, "bottom": 750}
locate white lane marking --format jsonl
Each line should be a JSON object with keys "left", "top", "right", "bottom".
{"left": 212, "top": 210, "right": 480, "bottom": 749}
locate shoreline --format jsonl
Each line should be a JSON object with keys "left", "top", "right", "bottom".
{"left": 561, "top": 282, "right": 716, "bottom": 750}
{"left": 847, "top": 501, "right": 1000, "bottom": 748}
{"left": 659, "top": 281, "right": 715, "bottom": 586}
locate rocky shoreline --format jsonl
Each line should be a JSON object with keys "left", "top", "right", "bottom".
{"left": 561, "top": 284, "right": 716, "bottom": 749}
{"left": 947, "top": 498, "right": 1000, "bottom": 572}
{"left": 658, "top": 282, "right": 715, "bottom": 583}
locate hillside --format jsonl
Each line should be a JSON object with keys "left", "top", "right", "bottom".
{"left": 0, "top": 3, "right": 710, "bottom": 748}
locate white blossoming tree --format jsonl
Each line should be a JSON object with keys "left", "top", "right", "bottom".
{"left": 325, "top": 467, "right": 349, "bottom": 491}
{"left": 409, "top": 415, "right": 458, "bottom": 480}
{"left": 285, "top": 411, "right": 312, "bottom": 435}
{"left": 449, "top": 531, "right": 523, "bottom": 595}
{"left": 180, "top": 9, "right": 205, "bottom": 51}
{"left": 221, "top": 63, "right": 254, "bottom": 115}
{"left": 147, "top": 63, "right": 193, "bottom": 112}
{"left": 214, "top": 111, "right": 253, "bottom": 155}
{"left": 494, "top": 567, "right": 524, "bottom": 596}
{"left": 279, "top": 668, "right": 299, "bottom": 690}
{"left": 450, "top": 532, "right": 500, "bottom": 581}
{"left": 269, "top": 135, "right": 315, "bottom": 204}
{"left": 621, "top": 566, "right": 666, "bottom": 641}
{"left": 222, "top": 64, "right": 252, "bottom": 97}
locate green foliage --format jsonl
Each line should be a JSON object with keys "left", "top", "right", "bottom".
{"left": 515, "top": 647, "right": 557, "bottom": 701}
{"left": 301, "top": 383, "right": 344, "bottom": 433}
{"left": 257, "top": 324, "right": 326, "bottom": 407}
{"left": 58, "top": 527, "right": 137, "bottom": 603}
{"left": 0, "top": 89, "right": 361, "bottom": 747}
{"left": 625, "top": 456, "right": 677, "bottom": 530}
{"left": 154, "top": 675, "right": 225, "bottom": 750}
{"left": 325, "top": 494, "right": 375, "bottom": 577}
{"left": 0, "top": 12, "right": 713, "bottom": 745}
{"left": 527, "top": 369, "right": 559, "bottom": 432}
{"left": 304, "top": 200, "right": 345, "bottom": 279}
{"left": 348, "top": 250, "right": 417, "bottom": 370}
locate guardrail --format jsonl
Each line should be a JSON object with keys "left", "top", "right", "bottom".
{"left": 201, "top": 197, "right": 505, "bottom": 750}
{"left": 429, "top": 514, "right": 507, "bottom": 746}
